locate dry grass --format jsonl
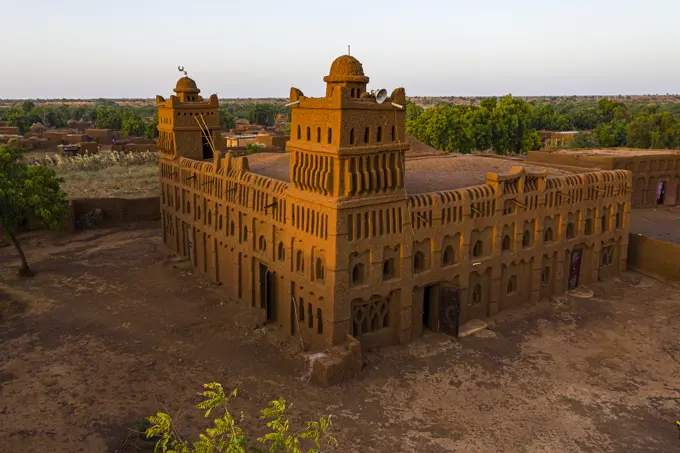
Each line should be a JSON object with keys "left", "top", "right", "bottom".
{"left": 38, "top": 151, "right": 160, "bottom": 199}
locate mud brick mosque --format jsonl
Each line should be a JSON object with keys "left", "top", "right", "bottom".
{"left": 156, "top": 54, "right": 632, "bottom": 359}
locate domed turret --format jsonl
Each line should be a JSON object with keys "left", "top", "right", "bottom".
{"left": 174, "top": 76, "right": 200, "bottom": 102}
{"left": 323, "top": 54, "right": 369, "bottom": 98}
{"left": 324, "top": 55, "right": 369, "bottom": 84}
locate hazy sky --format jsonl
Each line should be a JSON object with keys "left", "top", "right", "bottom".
{"left": 2, "top": 0, "right": 678, "bottom": 99}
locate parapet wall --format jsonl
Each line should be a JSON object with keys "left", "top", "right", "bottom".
{"left": 627, "top": 233, "right": 680, "bottom": 280}
{"left": 72, "top": 197, "right": 161, "bottom": 224}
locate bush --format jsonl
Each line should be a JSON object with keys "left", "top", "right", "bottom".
{"left": 144, "top": 382, "right": 338, "bottom": 453}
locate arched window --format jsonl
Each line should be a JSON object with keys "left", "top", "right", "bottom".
{"left": 442, "top": 246, "right": 455, "bottom": 266}
{"left": 299, "top": 297, "right": 304, "bottom": 321}
{"left": 506, "top": 276, "right": 518, "bottom": 295}
{"left": 473, "top": 240, "right": 483, "bottom": 257}
{"left": 585, "top": 218, "right": 593, "bottom": 235}
{"left": 391, "top": 125, "right": 395, "bottom": 142}
{"left": 317, "top": 308, "right": 323, "bottom": 334}
{"left": 472, "top": 284, "right": 482, "bottom": 304}
{"left": 351, "top": 88, "right": 355, "bottom": 97}
{"left": 297, "top": 125, "right": 301, "bottom": 140}
{"left": 307, "top": 303, "right": 313, "bottom": 328}
{"left": 187, "top": 201, "right": 191, "bottom": 214}
{"left": 601, "top": 215, "right": 607, "bottom": 232}
{"left": 207, "top": 210, "right": 212, "bottom": 226}
{"left": 327, "top": 128, "right": 332, "bottom": 144}
{"left": 502, "top": 235, "right": 511, "bottom": 251}
{"left": 197, "top": 205, "right": 201, "bottom": 220}
{"left": 382, "top": 258, "right": 395, "bottom": 280}
{"left": 413, "top": 251, "right": 425, "bottom": 272}
{"left": 349, "top": 128, "right": 355, "bottom": 145}
{"left": 351, "top": 263, "right": 364, "bottom": 285}
{"left": 541, "top": 266, "right": 550, "bottom": 285}
{"left": 230, "top": 221, "right": 235, "bottom": 236}
{"left": 566, "top": 223, "right": 575, "bottom": 239}
{"left": 316, "top": 127, "right": 321, "bottom": 143}
{"left": 377, "top": 126, "right": 383, "bottom": 143}
{"left": 258, "top": 235, "right": 266, "bottom": 251}
{"left": 522, "top": 230, "right": 531, "bottom": 248}
{"left": 243, "top": 226, "right": 248, "bottom": 241}
{"left": 544, "top": 227, "right": 553, "bottom": 243}
{"left": 364, "top": 127, "right": 369, "bottom": 144}
{"left": 315, "top": 258, "right": 324, "bottom": 281}
{"left": 278, "top": 242, "right": 285, "bottom": 261}
{"left": 219, "top": 215, "right": 223, "bottom": 230}
{"left": 306, "top": 127, "right": 311, "bottom": 141}
{"left": 296, "top": 250, "right": 304, "bottom": 272}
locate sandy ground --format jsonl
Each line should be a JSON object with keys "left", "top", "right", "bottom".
{"left": 630, "top": 206, "right": 680, "bottom": 244}
{"left": 1, "top": 224, "right": 680, "bottom": 453}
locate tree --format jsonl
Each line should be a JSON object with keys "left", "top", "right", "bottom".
{"left": 594, "top": 120, "right": 627, "bottom": 147}
{"left": 490, "top": 95, "right": 537, "bottom": 154}
{"left": 121, "top": 112, "right": 148, "bottom": 137}
{"left": 219, "top": 108, "right": 236, "bottom": 130}
{"left": 143, "top": 382, "right": 338, "bottom": 453}
{"left": 0, "top": 146, "right": 68, "bottom": 276}
{"left": 405, "top": 102, "right": 424, "bottom": 123}
{"left": 569, "top": 131, "right": 599, "bottom": 148}
{"left": 248, "top": 104, "right": 277, "bottom": 127}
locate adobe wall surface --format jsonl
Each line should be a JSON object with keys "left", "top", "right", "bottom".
{"left": 627, "top": 233, "right": 680, "bottom": 280}
{"left": 0, "top": 126, "right": 20, "bottom": 135}
{"left": 156, "top": 58, "right": 632, "bottom": 369}
{"left": 73, "top": 197, "right": 160, "bottom": 224}
{"left": 528, "top": 150, "right": 680, "bottom": 208}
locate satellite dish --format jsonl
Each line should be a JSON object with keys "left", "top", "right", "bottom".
{"left": 375, "top": 89, "right": 388, "bottom": 104}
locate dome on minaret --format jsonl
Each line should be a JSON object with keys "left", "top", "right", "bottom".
{"left": 323, "top": 55, "right": 369, "bottom": 83}
{"left": 174, "top": 76, "right": 200, "bottom": 94}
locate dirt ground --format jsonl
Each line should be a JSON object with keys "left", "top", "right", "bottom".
{"left": 630, "top": 206, "right": 680, "bottom": 244}
{"left": 1, "top": 224, "right": 679, "bottom": 453}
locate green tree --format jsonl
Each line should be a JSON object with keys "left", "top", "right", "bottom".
{"left": 144, "top": 382, "right": 338, "bottom": 453}
{"left": 530, "top": 104, "right": 557, "bottom": 130}
{"left": 0, "top": 146, "right": 68, "bottom": 276}
{"left": 121, "top": 111, "right": 148, "bottom": 137}
{"left": 219, "top": 108, "right": 236, "bottom": 130}
{"left": 405, "top": 102, "right": 424, "bottom": 123}
{"left": 569, "top": 131, "right": 599, "bottom": 148}
{"left": 490, "top": 95, "right": 537, "bottom": 154}
{"left": 594, "top": 120, "right": 627, "bottom": 147}
{"left": 144, "top": 110, "right": 159, "bottom": 139}
{"left": 248, "top": 104, "right": 277, "bottom": 127}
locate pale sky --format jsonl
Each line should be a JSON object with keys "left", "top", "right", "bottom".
{"left": 1, "top": 0, "right": 678, "bottom": 99}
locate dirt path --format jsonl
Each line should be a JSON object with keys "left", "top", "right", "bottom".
{"left": 1, "top": 224, "right": 679, "bottom": 452}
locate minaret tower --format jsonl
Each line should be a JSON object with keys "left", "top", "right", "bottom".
{"left": 286, "top": 53, "right": 409, "bottom": 208}
{"left": 155, "top": 73, "right": 222, "bottom": 161}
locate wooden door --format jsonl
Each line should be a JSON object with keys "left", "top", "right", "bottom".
{"left": 568, "top": 249, "right": 583, "bottom": 290}
{"left": 439, "top": 284, "right": 461, "bottom": 337}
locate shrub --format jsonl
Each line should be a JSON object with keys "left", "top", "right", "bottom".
{"left": 144, "top": 382, "right": 338, "bottom": 453}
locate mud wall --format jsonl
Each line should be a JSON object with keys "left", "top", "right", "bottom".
{"left": 627, "top": 233, "right": 680, "bottom": 280}
{"left": 72, "top": 197, "right": 160, "bottom": 225}
{"left": 527, "top": 151, "right": 613, "bottom": 169}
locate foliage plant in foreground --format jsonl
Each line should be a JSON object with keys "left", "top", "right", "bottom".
{"left": 144, "top": 383, "right": 338, "bottom": 453}
{"left": 0, "top": 146, "right": 68, "bottom": 276}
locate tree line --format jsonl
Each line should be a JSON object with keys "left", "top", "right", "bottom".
{"left": 406, "top": 96, "right": 680, "bottom": 154}
{"left": 1, "top": 101, "right": 291, "bottom": 139}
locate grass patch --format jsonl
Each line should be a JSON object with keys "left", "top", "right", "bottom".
{"left": 36, "top": 151, "right": 160, "bottom": 199}
{"left": 58, "top": 165, "right": 159, "bottom": 198}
